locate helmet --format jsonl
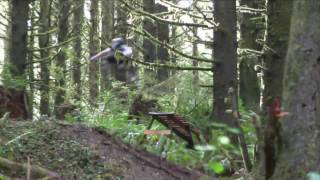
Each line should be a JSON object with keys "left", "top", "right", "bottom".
{"left": 90, "top": 37, "right": 132, "bottom": 61}
{"left": 111, "top": 38, "right": 132, "bottom": 58}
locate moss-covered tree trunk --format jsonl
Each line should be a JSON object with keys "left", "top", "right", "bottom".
{"left": 54, "top": 0, "right": 70, "bottom": 116}
{"left": 115, "top": 1, "right": 128, "bottom": 39}
{"left": 170, "top": 0, "right": 177, "bottom": 76}
{"left": 192, "top": 0, "right": 199, "bottom": 96}
{"left": 143, "top": 0, "right": 156, "bottom": 87}
{"left": 72, "top": 0, "right": 84, "bottom": 100}
{"left": 7, "top": 0, "right": 30, "bottom": 119}
{"left": 155, "top": 3, "right": 169, "bottom": 82}
{"left": 192, "top": 25, "right": 199, "bottom": 96}
{"left": 101, "top": 0, "right": 114, "bottom": 90}
{"left": 114, "top": 1, "right": 133, "bottom": 83}
{"left": 89, "top": 0, "right": 100, "bottom": 104}
{"left": 27, "top": 2, "right": 36, "bottom": 119}
{"left": 257, "top": 1, "right": 293, "bottom": 179}
{"left": 271, "top": 0, "right": 320, "bottom": 179}
{"left": 9, "top": 0, "right": 30, "bottom": 81}
{"left": 262, "top": 0, "right": 292, "bottom": 110}
{"left": 39, "top": 0, "right": 51, "bottom": 116}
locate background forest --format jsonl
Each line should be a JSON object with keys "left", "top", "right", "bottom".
{"left": 0, "top": 0, "right": 319, "bottom": 179}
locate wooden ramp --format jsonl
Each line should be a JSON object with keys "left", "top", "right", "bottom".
{"left": 146, "top": 112, "right": 201, "bottom": 148}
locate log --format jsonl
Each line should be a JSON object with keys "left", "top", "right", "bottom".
{"left": 0, "top": 157, "right": 61, "bottom": 179}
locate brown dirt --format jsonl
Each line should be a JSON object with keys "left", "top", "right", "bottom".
{"left": 58, "top": 123, "right": 204, "bottom": 180}
{"left": 0, "top": 121, "right": 208, "bottom": 179}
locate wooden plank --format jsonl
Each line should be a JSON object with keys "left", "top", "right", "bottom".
{"left": 149, "top": 112, "right": 175, "bottom": 116}
{"left": 144, "top": 130, "right": 172, "bottom": 135}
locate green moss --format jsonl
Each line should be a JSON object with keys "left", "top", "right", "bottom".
{"left": 0, "top": 122, "right": 125, "bottom": 179}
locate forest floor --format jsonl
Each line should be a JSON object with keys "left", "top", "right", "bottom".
{"left": 0, "top": 121, "right": 208, "bottom": 180}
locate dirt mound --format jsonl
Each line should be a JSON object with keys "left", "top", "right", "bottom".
{"left": 0, "top": 121, "right": 207, "bottom": 180}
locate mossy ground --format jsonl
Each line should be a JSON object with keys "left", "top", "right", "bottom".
{"left": 0, "top": 121, "right": 124, "bottom": 179}
{"left": 0, "top": 121, "right": 202, "bottom": 180}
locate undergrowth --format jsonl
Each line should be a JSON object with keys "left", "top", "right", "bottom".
{"left": 75, "top": 73, "right": 257, "bottom": 177}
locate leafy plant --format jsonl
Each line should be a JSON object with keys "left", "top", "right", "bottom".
{"left": 307, "top": 172, "right": 320, "bottom": 180}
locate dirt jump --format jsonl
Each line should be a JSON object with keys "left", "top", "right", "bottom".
{"left": 0, "top": 121, "right": 208, "bottom": 180}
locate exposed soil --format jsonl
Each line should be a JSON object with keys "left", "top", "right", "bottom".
{"left": 0, "top": 121, "right": 207, "bottom": 180}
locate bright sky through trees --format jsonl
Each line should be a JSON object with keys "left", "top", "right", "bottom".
{"left": 0, "top": 1, "right": 5, "bottom": 73}
{"left": 177, "top": 0, "right": 193, "bottom": 8}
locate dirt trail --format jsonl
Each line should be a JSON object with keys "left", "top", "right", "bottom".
{"left": 59, "top": 124, "right": 203, "bottom": 180}
{"left": 0, "top": 122, "right": 206, "bottom": 180}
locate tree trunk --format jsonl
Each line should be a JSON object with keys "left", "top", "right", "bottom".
{"left": 258, "top": 0, "right": 293, "bottom": 178}
{"left": 213, "top": 1, "right": 251, "bottom": 170}
{"left": 54, "top": 0, "right": 70, "bottom": 116}
{"left": 155, "top": 3, "right": 169, "bottom": 82}
{"left": 271, "top": 0, "right": 320, "bottom": 179}
{"left": 239, "top": 0, "right": 263, "bottom": 111}
{"left": 89, "top": 0, "right": 100, "bottom": 104}
{"left": 262, "top": 0, "right": 292, "bottom": 111}
{"left": 72, "top": 0, "right": 84, "bottom": 100}
{"left": 192, "top": 3, "right": 199, "bottom": 97}
{"left": 192, "top": 27, "right": 199, "bottom": 96}
{"left": 4, "top": 1, "right": 11, "bottom": 64}
{"left": 39, "top": 0, "right": 51, "bottom": 116}
{"left": 143, "top": 0, "right": 156, "bottom": 87}
{"left": 170, "top": 0, "right": 177, "bottom": 77}
{"left": 7, "top": 0, "right": 30, "bottom": 119}
{"left": 213, "top": 0, "right": 238, "bottom": 131}
{"left": 101, "top": 0, "right": 114, "bottom": 91}
{"left": 115, "top": 1, "right": 128, "bottom": 39}
{"left": 9, "top": 0, "right": 30, "bottom": 79}
{"left": 114, "top": 1, "right": 129, "bottom": 82}
{"left": 27, "top": 1, "right": 36, "bottom": 119}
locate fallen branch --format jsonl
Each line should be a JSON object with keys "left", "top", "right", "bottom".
{"left": 0, "top": 157, "right": 61, "bottom": 179}
{"left": 5, "top": 131, "right": 33, "bottom": 146}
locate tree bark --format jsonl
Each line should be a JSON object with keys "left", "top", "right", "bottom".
{"left": 114, "top": 1, "right": 130, "bottom": 82}
{"left": 213, "top": 0, "right": 238, "bottom": 133}
{"left": 89, "top": 0, "right": 100, "bottom": 105}
{"left": 9, "top": 0, "right": 30, "bottom": 79}
{"left": 212, "top": 1, "right": 252, "bottom": 171}
{"left": 54, "top": 0, "right": 70, "bottom": 116}
{"left": 170, "top": 0, "right": 177, "bottom": 76}
{"left": 115, "top": 1, "right": 128, "bottom": 39}
{"left": 143, "top": 0, "right": 156, "bottom": 87}
{"left": 258, "top": 0, "right": 293, "bottom": 178}
{"left": 4, "top": 1, "right": 11, "bottom": 64}
{"left": 39, "top": 0, "right": 51, "bottom": 116}
{"left": 72, "top": 0, "right": 84, "bottom": 100}
{"left": 192, "top": 25, "right": 199, "bottom": 96}
{"left": 271, "top": 0, "right": 320, "bottom": 179}
{"left": 7, "top": 0, "right": 30, "bottom": 119}
{"left": 101, "top": 0, "right": 114, "bottom": 91}
{"left": 192, "top": 1, "right": 199, "bottom": 97}
{"left": 262, "top": 0, "right": 292, "bottom": 111}
{"left": 26, "top": 1, "right": 36, "bottom": 119}
{"left": 155, "top": 4, "right": 169, "bottom": 82}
